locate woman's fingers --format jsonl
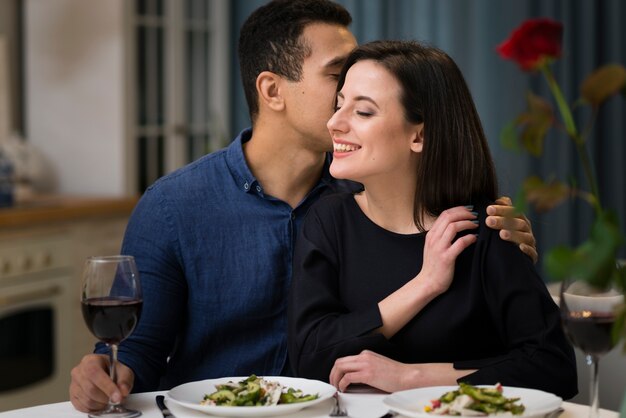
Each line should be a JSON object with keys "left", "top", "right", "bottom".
{"left": 330, "top": 355, "right": 360, "bottom": 389}
{"left": 330, "top": 351, "right": 416, "bottom": 393}
{"left": 428, "top": 206, "right": 476, "bottom": 239}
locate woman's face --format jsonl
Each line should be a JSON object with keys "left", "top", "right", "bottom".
{"left": 327, "top": 60, "right": 423, "bottom": 184}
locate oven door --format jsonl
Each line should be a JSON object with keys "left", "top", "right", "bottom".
{"left": 0, "top": 272, "right": 72, "bottom": 411}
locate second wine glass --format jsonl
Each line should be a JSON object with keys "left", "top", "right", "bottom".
{"left": 560, "top": 279, "right": 624, "bottom": 418}
{"left": 81, "top": 255, "right": 143, "bottom": 418}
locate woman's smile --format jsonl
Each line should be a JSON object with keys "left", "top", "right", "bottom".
{"left": 333, "top": 140, "right": 361, "bottom": 157}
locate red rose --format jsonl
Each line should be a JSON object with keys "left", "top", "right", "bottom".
{"left": 497, "top": 18, "right": 563, "bottom": 71}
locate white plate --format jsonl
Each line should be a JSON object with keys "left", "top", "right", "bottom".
{"left": 383, "top": 386, "right": 562, "bottom": 418}
{"left": 166, "top": 376, "right": 336, "bottom": 417}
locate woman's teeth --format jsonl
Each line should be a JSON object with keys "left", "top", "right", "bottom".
{"left": 334, "top": 143, "right": 361, "bottom": 152}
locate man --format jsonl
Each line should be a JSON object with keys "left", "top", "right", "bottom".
{"left": 69, "top": 0, "right": 536, "bottom": 412}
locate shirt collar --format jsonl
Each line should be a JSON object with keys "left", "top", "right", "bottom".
{"left": 226, "top": 128, "right": 338, "bottom": 196}
{"left": 225, "top": 128, "right": 260, "bottom": 194}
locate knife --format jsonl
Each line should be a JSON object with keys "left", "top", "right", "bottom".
{"left": 156, "top": 395, "right": 176, "bottom": 418}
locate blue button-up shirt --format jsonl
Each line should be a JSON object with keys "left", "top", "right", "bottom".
{"left": 96, "top": 129, "right": 356, "bottom": 391}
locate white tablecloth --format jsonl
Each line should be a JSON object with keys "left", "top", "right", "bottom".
{"left": 0, "top": 391, "right": 620, "bottom": 418}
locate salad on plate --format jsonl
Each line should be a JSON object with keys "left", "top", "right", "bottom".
{"left": 425, "top": 383, "right": 526, "bottom": 416}
{"left": 200, "top": 375, "right": 319, "bottom": 407}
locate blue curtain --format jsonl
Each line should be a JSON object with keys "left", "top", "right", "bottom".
{"left": 230, "top": 0, "right": 626, "bottom": 264}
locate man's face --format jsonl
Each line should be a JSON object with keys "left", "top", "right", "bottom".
{"left": 282, "top": 23, "right": 357, "bottom": 153}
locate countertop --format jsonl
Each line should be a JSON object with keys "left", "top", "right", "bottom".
{"left": 0, "top": 194, "right": 139, "bottom": 228}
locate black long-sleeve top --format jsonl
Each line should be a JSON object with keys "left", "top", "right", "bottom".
{"left": 288, "top": 193, "right": 577, "bottom": 399}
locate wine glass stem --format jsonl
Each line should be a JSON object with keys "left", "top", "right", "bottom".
{"left": 109, "top": 343, "right": 120, "bottom": 406}
{"left": 587, "top": 354, "right": 599, "bottom": 418}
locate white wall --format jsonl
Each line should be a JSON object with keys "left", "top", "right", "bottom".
{"left": 0, "top": 0, "right": 21, "bottom": 141}
{"left": 0, "top": 36, "right": 10, "bottom": 144}
{"left": 25, "top": 0, "right": 127, "bottom": 195}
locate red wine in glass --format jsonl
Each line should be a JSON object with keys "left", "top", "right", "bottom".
{"left": 562, "top": 311, "right": 616, "bottom": 357}
{"left": 82, "top": 297, "right": 143, "bottom": 345}
{"left": 560, "top": 279, "right": 624, "bottom": 418}
{"left": 81, "top": 255, "right": 143, "bottom": 418}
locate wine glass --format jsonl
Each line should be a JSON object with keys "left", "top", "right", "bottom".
{"left": 81, "top": 255, "right": 143, "bottom": 418}
{"left": 559, "top": 278, "right": 624, "bottom": 418}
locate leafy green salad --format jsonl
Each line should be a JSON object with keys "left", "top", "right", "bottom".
{"left": 425, "top": 383, "right": 526, "bottom": 416}
{"left": 200, "top": 375, "right": 319, "bottom": 407}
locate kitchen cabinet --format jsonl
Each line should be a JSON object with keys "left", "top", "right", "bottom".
{"left": 0, "top": 195, "right": 137, "bottom": 410}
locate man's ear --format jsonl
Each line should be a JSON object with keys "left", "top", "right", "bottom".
{"left": 256, "top": 71, "right": 285, "bottom": 112}
{"left": 410, "top": 123, "right": 425, "bottom": 153}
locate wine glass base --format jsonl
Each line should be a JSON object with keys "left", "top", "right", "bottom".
{"left": 87, "top": 405, "right": 141, "bottom": 418}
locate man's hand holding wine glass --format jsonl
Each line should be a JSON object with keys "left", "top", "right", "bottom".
{"left": 70, "top": 353, "right": 135, "bottom": 412}
{"left": 74, "top": 255, "right": 143, "bottom": 418}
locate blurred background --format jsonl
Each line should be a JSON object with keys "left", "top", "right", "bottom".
{"left": 0, "top": 0, "right": 624, "bottom": 411}
{"left": 1, "top": 0, "right": 623, "bottom": 258}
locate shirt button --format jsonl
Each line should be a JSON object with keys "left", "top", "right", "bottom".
{"left": 244, "top": 182, "right": 250, "bottom": 190}
{"left": 256, "top": 185, "right": 262, "bottom": 192}
{"left": 291, "top": 213, "right": 296, "bottom": 220}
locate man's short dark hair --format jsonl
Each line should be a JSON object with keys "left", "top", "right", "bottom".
{"left": 238, "top": 0, "right": 352, "bottom": 124}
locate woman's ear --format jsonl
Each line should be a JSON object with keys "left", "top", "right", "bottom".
{"left": 256, "top": 71, "right": 285, "bottom": 112}
{"left": 410, "top": 123, "right": 425, "bottom": 153}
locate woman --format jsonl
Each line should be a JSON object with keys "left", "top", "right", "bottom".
{"left": 287, "top": 40, "right": 577, "bottom": 399}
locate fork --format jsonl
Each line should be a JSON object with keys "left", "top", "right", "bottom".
{"left": 329, "top": 392, "right": 349, "bottom": 416}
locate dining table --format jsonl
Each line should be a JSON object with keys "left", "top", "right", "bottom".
{"left": 0, "top": 390, "right": 620, "bottom": 418}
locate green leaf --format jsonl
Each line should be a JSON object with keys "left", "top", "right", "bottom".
{"left": 522, "top": 176, "right": 569, "bottom": 212}
{"left": 515, "top": 92, "right": 554, "bottom": 156}
{"left": 500, "top": 120, "right": 521, "bottom": 152}
{"left": 612, "top": 303, "right": 626, "bottom": 350}
{"left": 513, "top": 187, "right": 528, "bottom": 215}
{"left": 544, "top": 211, "right": 624, "bottom": 287}
{"left": 544, "top": 246, "right": 575, "bottom": 281}
{"left": 580, "top": 64, "right": 626, "bottom": 106}
{"left": 618, "top": 261, "right": 626, "bottom": 292}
